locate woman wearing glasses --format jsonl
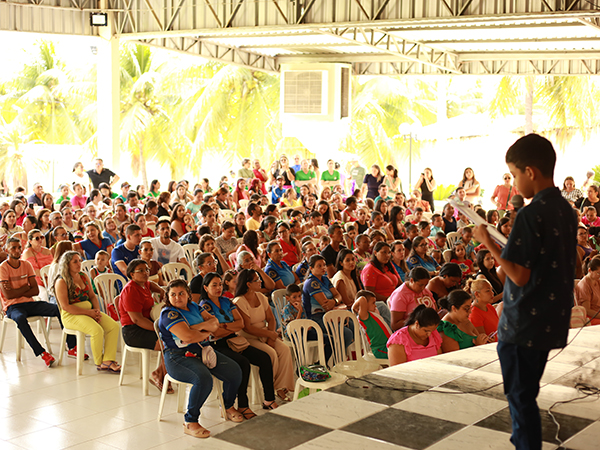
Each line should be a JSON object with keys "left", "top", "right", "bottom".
{"left": 490, "top": 173, "right": 520, "bottom": 216}
{"left": 407, "top": 236, "right": 440, "bottom": 276}
{"left": 22, "top": 229, "right": 54, "bottom": 302}
{"left": 118, "top": 259, "right": 169, "bottom": 392}
{"left": 200, "top": 272, "right": 279, "bottom": 419}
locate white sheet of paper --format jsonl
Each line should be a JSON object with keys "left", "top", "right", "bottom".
{"left": 449, "top": 199, "right": 508, "bottom": 248}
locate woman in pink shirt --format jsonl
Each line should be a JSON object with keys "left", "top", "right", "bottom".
{"left": 388, "top": 267, "right": 436, "bottom": 331}
{"left": 70, "top": 183, "right": 88, "bottom": 210}
{"left": 575, "top": 257, "right": 600, "bottom": 325}
{"left": 387, "top": 305, "right": 442, "bottom": 365}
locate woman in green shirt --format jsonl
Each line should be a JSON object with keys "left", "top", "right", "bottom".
{"left": 321, "top": 159, "right": 341, "bottom": 189}
{"left": 294, "top": 159, "right": 317, "bottom": 193}
{"left": 438, "top": 290, "right": 491, "bottom": 352}
{"left": 148, "top": 179, "right": 161, "bottom": 198}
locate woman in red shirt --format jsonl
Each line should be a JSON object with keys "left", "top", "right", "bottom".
{"left": 360, "top": 241, "right": 401, "bottom": 302}
{"left": 118, "top": 259, "right": 169, "bottom": 391}
{"left": 277, "top": 222, "right": 300, "bottom": 267}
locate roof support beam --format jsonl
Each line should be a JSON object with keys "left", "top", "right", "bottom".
{"left": 318, "top": 26, "right": 462, "bottom": 74}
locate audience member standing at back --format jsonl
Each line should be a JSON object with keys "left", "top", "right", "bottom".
{"left": 87, "top": 158, "right": 120, "bottom": 190}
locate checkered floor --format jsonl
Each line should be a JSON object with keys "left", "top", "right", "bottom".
{"left": 212, "top": 326, "right": 600, "bottom": 450}
{"left": 2, "top": 320, "right": 600, "bottom": 450}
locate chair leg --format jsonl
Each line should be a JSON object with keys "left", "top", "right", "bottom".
{"left": 293, "top": 379, "right": 301, "bottom": 401}
{"left": 15, "top": 327, "right": 22, "bottom": 361}
{"left": 141, "top": 350, "right": 149, "bottom": 396}
{"left": 0, "top": 320, "right": 6, "bottom": 353}
{"left": 39, "top": 318, "right": 52, "bottom": 355}
{"left": 118, "top": 347, "right": 128, "bottom": 386}
{"left": 213, "top": 378, "right": 226, "bottom": 417}
{"left": 57, "top": 331, "right": 67, "bottom": 366}
{"left": 176, "top": 383, "right": 187, "bottom": 414}
{"left": 157, "top": 374, "right": 169, "bottom": 421}
{"left": 76, "top": 332, "right": 85, "bottom": 375}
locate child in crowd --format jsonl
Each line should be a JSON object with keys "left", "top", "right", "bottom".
{"left": 459, "top": 226, "right": 476, "bottom": 259}
{"left": 318, "top": 234, "right": 331, "bottom": 250}
{"left": 418, "top": 221, "right": 435, "bottom": 251}
{"left": 442, "top": 203, "right": 457, "bottom": 234}
{"left": 368, "top": 211, "right": 387, "bottom": 235}
{"left": 430, "top": 214, "right": 443, "bottom": 236}
{"left": 281, "top": 284, "right": 306, "bottom": 340}
{"left": 411, "top": 207, "right": 424, "bottom": 224}
{"left": 450, "top": 243, "right": 474, "bottom": 276}
{"left": 352, "top": 290, "right": 392, "bottom": 359}
{"left": 434, "top": 231, "right": 448, "bottom": 251}
{"left": 456, "top": 211, "right": 470, "bottom": 229}
{"left": 354, "top": 234, "right": 371, "bottom": 274}
{"left": 469, "top": 278, "right": 499, "bottom": 340}
{"left": 355, "top": 207, "right": 370, "bottom": 234}
{"left": 583, "top": 206, "right": 600, "bottom": 227}
{"left": 222, "top": 270, "right": 238, "bottom": 299}
{"left": 135, "top": 213, "right": 154, "bottom": 238}
{"left": 405, "top": 198, "right": 416, "bottom": 216}
{"left": 90, "top": 250, "right": 112, "bottom": 297}
{"left": 403, "top": 224, "right": 419, "bottom": 253}
{"left": 307, "top": 211, "right": 327, "bottom": 238}
{"left": 431, "top": 249, "right": 442, "bottom": 266}
{"left": 344, "top": 223, "right": 358, "bottom": 250}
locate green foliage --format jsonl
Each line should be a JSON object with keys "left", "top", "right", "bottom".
{"left": 592, "top": 165, "right": 600, "bottom": 186}
{"left": 433, "top": 184, "right": 457, "bottom": 201}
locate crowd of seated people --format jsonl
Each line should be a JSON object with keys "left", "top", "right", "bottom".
{"left": 1, "top": 157, "right": 599, "bottom": 439}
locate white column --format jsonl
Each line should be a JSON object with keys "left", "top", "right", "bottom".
{"left": 96, "top": 4, "right": 120, "bottom": 171}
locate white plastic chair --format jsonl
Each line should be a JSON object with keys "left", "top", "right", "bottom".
{"left": 446, "top": 231, "right": 460, "bottom": 249}
{"left": 219, "top": 209, "right": 235, "bottom": 221}
{"left": 239, "top": 199, "right": 249, "bottom": 210}
{"left": 147, "top": 222, "right": 156, "bottom": 234}
{"left": 287, "top": 319, "right": 347, "bottom": 401}
{"left": 57, "top": 327, "right": 88, "bottom": 375}
{"left": 95, "top": 273, "right": 127, "bottom": 313}
{"left": 358, "top": 323, "right": 390, "bottom": 367}
{"left": 323, "top": 310, "right": 381, "bottom": 377}
{"left": 39, "top": 265, "right": 54, "bottom": 333}
{"left": 161, "top": 263, "right": 191, "bottom": 283}
{"left": 182, "top": 244, "right": 199, "bottom": 276}
{"left": 442, "top": 249, "right": 452, "bottom": 263}
{"left": 0, "top": 309, "right": 53, "bottom": 361}
{"left": 115, "top": 296, "right": 161, "bottom": 396}
{"left": 153, "top": 320, "right": 226, "bottom": 420}
{"left": 81, "top": 260, "right": 96, "bottom": 280}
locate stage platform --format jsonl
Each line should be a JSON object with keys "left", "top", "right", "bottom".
{"left": 2, "top": 320, "right": 600, "bottom": 449}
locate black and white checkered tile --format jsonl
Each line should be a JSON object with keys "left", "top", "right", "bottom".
{"left": 212, "top": 326, "right": 600, "bottom": 450}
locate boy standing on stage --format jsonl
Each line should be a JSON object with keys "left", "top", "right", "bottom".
{"left": 474, "top": 134, "right": 577, "bottom": 450}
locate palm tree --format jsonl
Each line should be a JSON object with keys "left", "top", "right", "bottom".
{"left": 341, "top": 76, "right": 436, "bottom": 173}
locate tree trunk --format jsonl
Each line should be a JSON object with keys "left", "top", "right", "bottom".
{"left": 525, "top": 77, "right": 534, "bottom": 134}
{"left": 139, "top": 139, "right": 148, "bottom": 188}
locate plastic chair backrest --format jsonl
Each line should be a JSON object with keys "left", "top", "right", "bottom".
{"left": 219, "top": 210, "right": 235, "bottom": 221}
{"left": 147, "top": 222, "right": 156, "bottom": 234}
{"left": 95, "top": 273, "right": 127, "bottom": 311}
{"left": 162, "top": 263, "right": 190, "bottom": 283}
{"left": 358, "top": 322, "right": 373, "bottom": 357}
{"left": 153, "top": 319, "right": 165, "bottom": 352}
{"left": 287, "top": 319, "right": 326, "bottom": 367}
{"left": 239, "top": 199, "right": 249, "bottom": 209}
{"left": 81, "top": 260, "right": 95, "bottom": 280}
{"left": 39, "top": 265, "right": 51, "bottom": 292}
{"left": 323, "top": 310, "right": 362, "bottom": 366}
{"left": 182, "top": 244, "right": 199, "bottom": 275}
{"left": 442, "top": 249, "right": 452, "bottom": 263}
{"left": 446, "top": 232, "right": 460, "bottom": 249}
{"left": 271, "top": 289, "right": 287, "bottom": 333}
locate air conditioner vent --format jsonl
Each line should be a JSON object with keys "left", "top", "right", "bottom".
{"left": 283, "top": 71, "right": 324, "bottom": 114}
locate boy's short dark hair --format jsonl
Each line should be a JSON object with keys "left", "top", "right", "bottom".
{"left": 356, "top": 289, "right": 376, "bottom": 300}
{"left": 432, "top": 213, "right": 441, "bottom": 220}
{"left": 415, "top": 207, "right": 424, "bottom": 213}
{"left": 435, "top": 231, "right": 446, "bottom": 239}
{"left": 418, "top": 221, "right": 430, "bottom": 230}
{"left": 286, "top": 284, "right": 301, "bottom": 296}
{"left": 506, "top": 133, "right": 556, "bottom": 178}
{"left": 406, "top": 224, "right": 417, "bottom": 233}
{"left": 309, "top": 211, "right": 322, "bottom": 219}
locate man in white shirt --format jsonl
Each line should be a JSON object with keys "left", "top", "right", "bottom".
{"left": 150, "top": 218, "right": 190, "bottom": 267}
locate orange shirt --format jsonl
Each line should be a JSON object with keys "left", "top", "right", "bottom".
{"left": 0, "top": 260, "right": 36, "bottom": 311}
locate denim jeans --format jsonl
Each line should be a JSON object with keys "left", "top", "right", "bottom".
{"left": 497, "top": 340, "right": 550, "bottom": 450}
{"left": 164, "top": 347, "right": 242, "bottom": 423}
{"left": 6, "top": 301, "right": 75, "bottom": 356}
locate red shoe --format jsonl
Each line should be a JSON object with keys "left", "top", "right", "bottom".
{"left": 67, "top": 346, "right": 90, "bottom": 360}
{"left": 41, "top": 351, "right": 55, "bottom": 368}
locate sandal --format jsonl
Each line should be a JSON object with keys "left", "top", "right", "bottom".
{"left": 262, "top": 400, "right": 278, "bottom": 410}
{"left": 183, "top": 422, "right": 211, "bottom": 439}
{"left": 276, "top": 388, "right": 292, "bottom": 402}
{"left": 225, "top": 407, "right": 244, "bottom": 423}
{"left": 97, "top": 361, "right": 121, "bottom": 374}
{"left": 237, "top": 407, "right": 257, "bottom": 420}
{"left": 149, "top": 378, "right": 175, "bottom": 394}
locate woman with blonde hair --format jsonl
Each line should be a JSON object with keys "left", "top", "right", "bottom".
{"left": 55, "top": 251, "right": 121, "bottom": 372}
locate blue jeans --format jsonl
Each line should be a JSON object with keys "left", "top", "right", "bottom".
{"left": 6, "top": 301, "right": 75, "bottom": 356}
{"left": 311, "top": 312, "right": 354, "bottom": 365}
{"left": 497, "top": 340, "right": 550, "bottom": 450}
{"left": 164, "top": 348, "right": 242, "bottom": 423}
